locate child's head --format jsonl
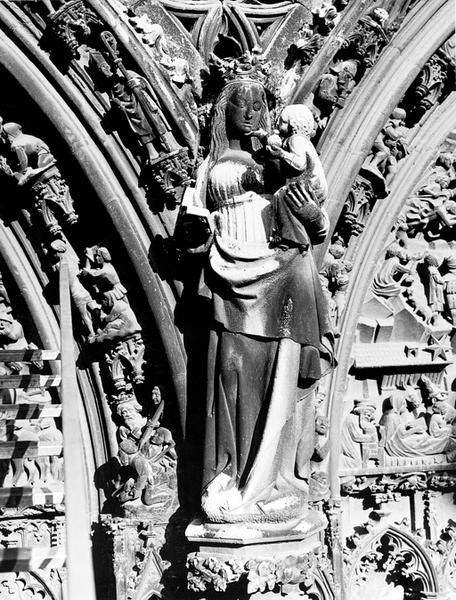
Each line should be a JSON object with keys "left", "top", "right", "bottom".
{"left": 278, "top": 104, "right": 315, "bottom": 138}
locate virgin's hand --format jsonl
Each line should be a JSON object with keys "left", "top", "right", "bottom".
{"left": 212, "top": 211, "right": 225, "bottom": 234}
{"left": 266, "top": 143, "right": 283, "bottom": 157}
{"left": 285, "top": 180, "right": 313, "bottom": 209}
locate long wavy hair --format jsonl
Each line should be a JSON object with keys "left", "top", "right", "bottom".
{"left": 209, "top": 80, "right": 271, "bottom": 165}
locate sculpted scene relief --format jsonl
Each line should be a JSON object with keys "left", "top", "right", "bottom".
{"left": 0, "top": 1, "right": 453, "bottom": 599}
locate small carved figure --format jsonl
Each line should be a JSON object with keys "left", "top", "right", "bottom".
{"left": 309, "top": 414, "right": 330, "bottom": 500}
{"left": 93, "top": 32, "right": 183, "bottom": 162}
{"left": 78, "top": 244, "right": 145, "bottom": 387}
{"left": 151, "top": 385, "right": 162, "bottom": 406}
{"left": 405, "top": 169, "right": 456, "bottom": 238}
{"left": 94, "top": 296, "right": 141, "bottom": 344}
{"left": 380, "top": 392, "right": 427, "bottom": 446}
{"left": 443, "top": 254, "right": 456, "bottom": 325}
{"left": 91, "top": 48, "right": 176, "bottom": 162}
{"left": 341, "top": 399, "right": 378, "bottom": 469}
{"left": 49, "top": 7, "right": 192, "bottom": 198}
{"left": 80, "top": 246, "right": 127, "bottom": 306}
{"left": 312, "top": 1, "right": 341, "bottom": 34}
{"left": 49, "top": 240, "right": 99, "bottom": 341}
{"left": 315, "top": 59, "right": 358, "bottom": 121}
{"left": 255, "top": 104, "right": 329, "bottom": 242}
{"left": 372, "top": 242, "right": 414, "bottom": 298}
{"left": 422, "top": 253, "right": 445, "bottom": 325}
{"left": 114, "top": 396, "right": 175, "bottom": 505}
{"left": 321, "top": 241, "right": 352, "bottom": 332}
{"left": 0, "top": 121, "right": 78, "bottom": 236}
{"left": 79, "top": 245, "right": 141, "bottom": 344}
{"left": 428, "top": 400, "right": 455, "bottom": 440}
{"left": 280, "top": 35, "right": 324, "bottom": 104}
{"left": 361, "top": 108, "right": 408, "bottom": 191}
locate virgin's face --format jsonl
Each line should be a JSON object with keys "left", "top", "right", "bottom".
{"left": 226, "top": 85, "right": 264, "bottom": 136}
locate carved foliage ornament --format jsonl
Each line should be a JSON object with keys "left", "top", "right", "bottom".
{"left": 187, "top": 546, "right": 332, "bottom": 596}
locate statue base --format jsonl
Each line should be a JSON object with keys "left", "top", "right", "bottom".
{"left": 186, "top": 510, "right": 331, "bottom": 597}
{"left": 186, "top": 507, "right": 327, "bottom": 549}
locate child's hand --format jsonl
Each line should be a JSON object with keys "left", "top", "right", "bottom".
{"left": 266, "top": 145, "right": 282, "bottom": 157}
{"left": 250, "top": 128, "right": 268, "bottom": 141}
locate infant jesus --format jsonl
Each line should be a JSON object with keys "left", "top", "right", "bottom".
{"left": 252, "top": 104, "right": 329, "bottom": 247}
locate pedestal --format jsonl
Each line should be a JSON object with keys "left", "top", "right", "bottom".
{"left": 186, "top": 510, "right": 332, "bottom": 599}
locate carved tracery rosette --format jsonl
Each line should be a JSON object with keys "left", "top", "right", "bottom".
{"left": 347, "top": 526, "right": 440, "bottom": 600}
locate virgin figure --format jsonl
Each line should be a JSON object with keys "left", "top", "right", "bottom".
{"left": 188, "top": 76, "right": 333, "bottom": 524}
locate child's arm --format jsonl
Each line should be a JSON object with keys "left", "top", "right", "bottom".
{"left": 276, "top": 135, "right": 309, "bottom": 172}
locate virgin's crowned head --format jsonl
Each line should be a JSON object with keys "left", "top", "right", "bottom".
{"left": 210, "top": 80, "right": 270, "bottom": 162}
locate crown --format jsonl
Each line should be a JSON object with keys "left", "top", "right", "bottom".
{"left": 210, "top": 46, "right": 271, "bottom": 88}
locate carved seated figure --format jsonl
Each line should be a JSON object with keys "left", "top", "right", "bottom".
{"left": 372, "top": 242, "right": 413, "bottom": 298}
{"left": 114, "top": 397, "right": 176, "bottom": 506}
{"left": 341, "top": 399, "right": 378, "bottom": 469}
{"left": 429, "top": 401, "right": 456, "bottom": 439}
{"left": 93, "top": 296, "right": 142, "bottom": 344}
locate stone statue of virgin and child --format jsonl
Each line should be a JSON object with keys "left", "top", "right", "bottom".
{"left": 180, "top": 65, "right": 334, "bottom": 527}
